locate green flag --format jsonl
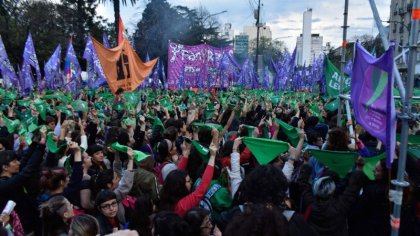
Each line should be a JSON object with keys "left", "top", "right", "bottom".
{"left": 47, "top": 134, "right": 67, "bottom": 154}
{"left": 362, "top": 152, "right": 386, "bottom": 180}
{"left": 310, "top": 149, "right": 358, "bottom": 178}
{"left": 113, "top": 102, "right": 125, "bottom": 111}
{"left": 71, "top": 100, "right": 89, "bottom": 112}
{"left": 111, "top": 142, "right": 150, "bottom": 163}
{"left": 124, "top": 92, "right": 139, "bottom": 106}
{"left": 275, "top": 118, "right": 299, "bottom": 147}
{"left": 408, "top": 144, "right": 420, "bottom": 159}
{"left": 242, "top": 137, "right": 289, "bottom": 165}
{"left": 324, "top": 99, "right": 339, "bottom": 112}
{"left": 17, "top": 99, "right": 31, "bottom": 107}
{"left": 325, "top": 58, "right": 351, "bottom": 97}
{"left": 191, "top": 140, "right": 209, "bottom": 161}
{"left": 122, "top": 117, "right": 136, "bottom": 127}
{"left": 192, "top": 122, "right": 223, "bottom": 132}
{"left": 153, "top": 116, "right": 165, "bottom": 132}
{"left": 205, "top": 109, "right": 216, "bottom": 120}
{"left": 34, "top": 99, "right": 47, "bottom": 120}
{"left": 56, "top": 105, "right": 72, "bottom": 117}
{"left": 2, "top": 115, "right": 20, "bottom": 133}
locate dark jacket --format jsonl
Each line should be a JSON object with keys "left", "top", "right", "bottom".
{"left": 308, "top": 171, "right": 366, "bottom": 236}
{"left": 96, "top": 213, "right": 121, "bottom": 236}
{"left": 0, "top": 143, "right": 45, "bottom": 234}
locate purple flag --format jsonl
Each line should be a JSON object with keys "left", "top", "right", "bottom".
{"left": 102, "top": 32, "right": 111, "bottom": 48}
{"left": 83, "top": 37, "right": 106, "bottom": 89}
{"left": 64, "top": 39, "right": 81, "bottom": 83}
{"left": 344, "top": 59, "right": 353, "bottom": 77}
{"left": 44, "top": 44, "right": 62, "bottom": 90}
{"left": 351, "top": 42, "right": 396, "bottom": 168}
{"left": 0, "top": 35, "right": 18, "bottom": 89}
{"left": 22, "top": 33, "right": 41, "bottom": 93}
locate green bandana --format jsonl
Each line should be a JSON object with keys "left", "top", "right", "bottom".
{"left": 362, "top": 152, "right": 386, "bottom": 180}
{"left": 310, "top": 149, "right": 358, "bottom": 178}
{"left": 111, "top": 142, "right": 150, "bottom": 163}
{"left": 242, "top": 137, "right": 289, "bottom": 165}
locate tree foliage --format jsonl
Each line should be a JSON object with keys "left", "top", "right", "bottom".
{"left": 0, "top": 0, "right": 108, "bottom": 72}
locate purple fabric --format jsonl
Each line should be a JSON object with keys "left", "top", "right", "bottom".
{"left": 0, "top": 35, "right": 18, "bottom": 89}
{"left": 22, "top": 33, "right": 41, "bottom": 80}
{"left": 64, "top": 39, "right": 81, "bottom": 84}
{"left": 351, "top": 42, "right": 396, "bottom": 168}
{"left": 102, "top": 32, "right": 111, "bottom": 48}
{"left": 44, "top": 44, "right": 61, "bottom": 90}
{"left": 167, "top": 42, "right": 233, "bottom": 90}
{"left": 83, "top": 37, "right": 106, "bottom": 89}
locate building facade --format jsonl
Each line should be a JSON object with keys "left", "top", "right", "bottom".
{"left": 234, "top": 34, "right": 249, "bottom": 56}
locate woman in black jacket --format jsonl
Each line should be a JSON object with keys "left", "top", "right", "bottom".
{"left": 0, "top": 128, "right": 46, "bottom": 235}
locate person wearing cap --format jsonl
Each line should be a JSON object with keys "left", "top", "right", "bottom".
{"left": 304, "top": 170, "right": 367, "bottom": 236}
{"left": 0, "top": 129, "right": 47, "bottom": 235}
{"left": 87, "top": 144, "right": 110, "bottom": 178}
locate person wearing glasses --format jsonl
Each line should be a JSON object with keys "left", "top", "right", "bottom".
{"left": 95, "top": 190, "right": 121, "bottom": 235}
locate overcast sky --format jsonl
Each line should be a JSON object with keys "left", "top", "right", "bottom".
{"left": 97, "top": 0, "right": 391, "bottom": 50}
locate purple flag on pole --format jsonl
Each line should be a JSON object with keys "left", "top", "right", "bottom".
{"left": 0, "top": 35, "right": 18, "bottom": 89}
{"left": 64, "top": 39, "right": 81, "bottom": 83}
{"left": 351, "top": 42, "right": 396, "bottom": 168}
{"left": 344, "top": 59, "right": 353, "bottom": 77}
{"left": 23, "top": 33, "right": 41, "bottom": 80}
{"left": 44, "top": 44, "right": 61, "bottom": 90}
{"left": 83, "top": 37, "right": 106, "bottom": 89}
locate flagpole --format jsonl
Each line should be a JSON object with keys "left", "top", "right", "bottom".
{"left": 390, "top": 0, "right": 419, "bottom": 235}
{"left": 337, "top": 0, "right": 349, "bottom": 127}
{"left": 368, "top": 0, "right": 406, "bottom": 101}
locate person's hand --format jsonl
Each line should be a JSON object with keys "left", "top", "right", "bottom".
{"left": 233, "top": 137, "right": 242, "bottom": 152}
{"left": 127, "top": 148, "right": 134, "bottom": 160}
{"left": 139, "top": 115, "right": 145, "bottom": 124}
{"left": 258, "top": 117, "right": 266, "bottom": 127}
{"left": 55, "top": 110, "right": 61, "bottom": 118}
{"left": 298, "top": 128, "right": 305, "bottom": 140}
{"left": 107, "top": 146, "right": 116, "bottom": 154}
{"left": 298, "top": 118, "right": 304, "bottom": 129}
{"left": 288, "top": 145, "right": 300, "bottom": 161}
{"left": 209, "top": 142, "right": 218, "bottom": 157}
{"left": 211, "top": 127, "right": 219, "bottom": 138}
{"left": 267, "top": 116, "right": 273, "bottom": 126}
{"left": 0, "top": 213, "right": 10, "bottom": 226}
{"left": 68, "top": 141, "right": 80, "bottom": 151}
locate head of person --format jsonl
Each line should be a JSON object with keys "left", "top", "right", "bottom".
{"left": 69, "top": 214, "right": 99, "bottom": 236}
{"left": 152, "top": 211, "right": 191, "bottom": 236}
{"left": 40, "top": 195, "right": 74, "bottom": 234}
{"left": 0, "top": 150, "right": 20, "bottom": 176}
{"left": 184, "top": 208, "right": 212, "bottom": 236}
{"left": 95, "top": 190, "right": 118, "bottom": 219}
{"left": 373, "top": 159, "right": 389, "bottom": 182}
{"left": 95, "top": 169, "right": 120, "bottom": 191}
{"left": 157, "top": 139, "right": 176, "bottom": 162}
{"left": 327, "top": 127, "right": 349, "bottom": 151}
{"left": 163, "top": 126, "right": 179, "bottom": 143}
{"left": 159, "top": 170, "right": 190, "bottom": 211}
{"left": 165, "top": 119, "right": 186, "bottom": 135}
{"left": 236, "top": 165, "right": 288, "bottom": 206}
{"left": 224, "top": 204, "right": 289, "bottom": 236}
{"left": 87, "top": 144, "right": 104, "bottom": 163}
{"left": 313, "top": 176, "right": 336, "bottom": 200}
{"left": 115, "top": 88, "right": 124, "bottom": 96}
{"left": 46, "top": 116, "right": 56, "bottom": 131}
{"left": 40, "top": 167, "right": 70, "bottom": 192}
{"left": 306, "top": 130, "right": 323, "bottom": 148}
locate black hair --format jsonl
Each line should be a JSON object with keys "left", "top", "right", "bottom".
{"left": 165, "top": 118, "right": 185, "bottom": 133}
{"left": 95, "top": 190, "right": 117, "bottom": 212}
{"left": 153, "top": 211, "right": 191, "bottom": 236}
{"left": 183, "top": 207, "right": 210, "bottom": 236}
{"left": 224, "top": 204, "right": 289, "bottom": 236}
{"left": 306, "top": 130, "right": 321, "bottom": 146}
{"left": 129, "top": 196, "right": 154, "bottom": 236}
{"left": 235, "top": 165, "right": 288, "bottom": 206}
{"left": 157, "top": 139, "right": 171, "bottom": 163}
{"left": 159, "top": 170, "right": 189, "bottom": 211}
{"left": 163, "top": 126, "right": 178, "bottom": 142}
{"left": 0, "top": 150, "right": 18, "bottom": 173}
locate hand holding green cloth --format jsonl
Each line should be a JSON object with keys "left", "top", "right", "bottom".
{"left": 47, "top": 133, "right": 68, "bottom": 154}
{"left": 2, "top": 115, "right": 20, "bottom": 133}
{"left": 111, "top": 142, "right": 150, "bottom": 163}
{"left": 242, "top": 125, "right": 256, "bottom": 137}
{"left": 192, "top": 140, "right": 209, "bottom": 161}
{"left": 362, "top": 152, "right": 386, "bottom": 180}
{"left": 153, "top": 116, "right": 165, "bottom": 132}
{"left": 71, "top": 100, "right": 89, "bottom": 112}
{"left": 242, "top": 137, "right": 289, "bottom": 165}
{"left": 274, "top": 118, "right": 299, "bottom": 147}
{"left": 192, "top": 123, "right": 223, "bottom": 132}
{"left": 324, "top": 99, "right": 339, "bottom": 112}
{"left": 17, "top": 99, "right": 31, "bottom": 107}
{"left": 34, "top": 99, "right": 47, "bottom": 120}
{"left": 310, "top": 149, "right": 358, "bottom": 178}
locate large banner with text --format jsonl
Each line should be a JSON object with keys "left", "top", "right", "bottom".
{"left": 167, "top": 42, "right": 234, "bottom": 90}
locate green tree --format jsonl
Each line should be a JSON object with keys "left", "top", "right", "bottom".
{"left": 99, "top": 0, "right": 137, "bottom": 42}
{"left": 249, "top": 37, "right": 285, "bottom": 70}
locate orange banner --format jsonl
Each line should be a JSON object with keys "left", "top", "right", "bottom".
{"left": 90, "top": 36, "right": 158, "bottom": 94}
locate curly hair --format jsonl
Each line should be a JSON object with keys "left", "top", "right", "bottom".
{"left": 159, "top": 170, "right": 189, "bottom": 211}
{"left": 235, "top": 165, "right": 288, "bottom": 206}
{"left": 326, "top": 127, "right": 349, "bottom": 151}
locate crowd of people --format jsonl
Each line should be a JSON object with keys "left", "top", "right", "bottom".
{"left": 0, "top": 86, "right": 419, "bottom": 236}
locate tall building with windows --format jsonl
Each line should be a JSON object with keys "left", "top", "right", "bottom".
{"left": 389, "top": 0, "right": 414, "bottom": 71}
{"left": 296, "top": 9, "right": 323, "bottom": 65}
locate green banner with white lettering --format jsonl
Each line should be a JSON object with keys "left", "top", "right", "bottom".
{"left": 325, "top": 58, "right": 351, "bottom": 97}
